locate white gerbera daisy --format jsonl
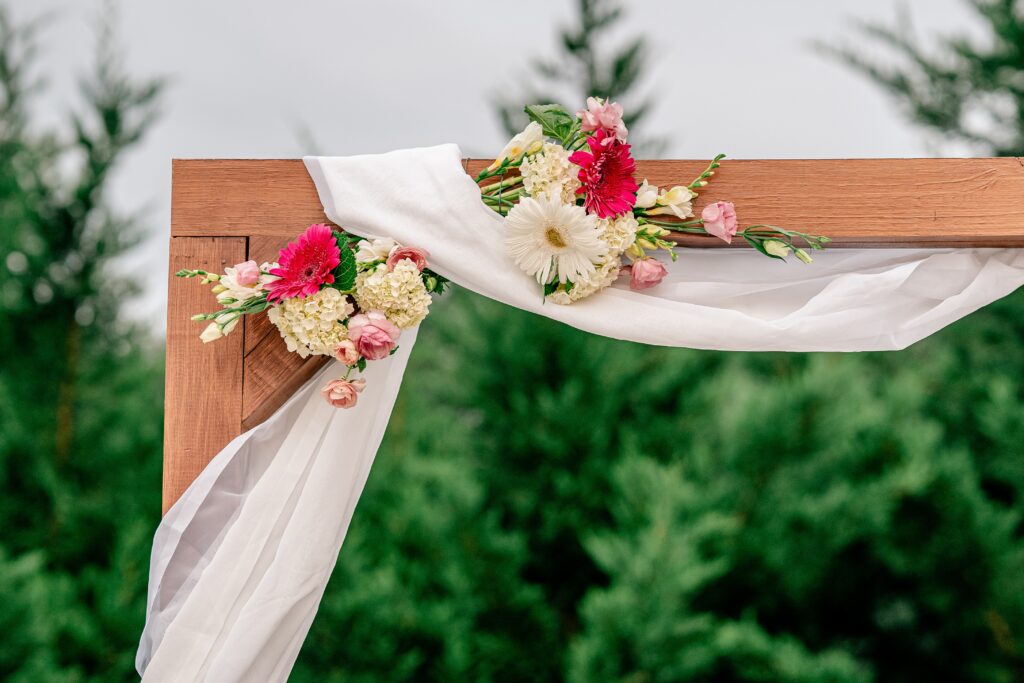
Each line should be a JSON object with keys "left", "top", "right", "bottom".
{"left": 505, "top": 196, "right": 608, "bottom": 284}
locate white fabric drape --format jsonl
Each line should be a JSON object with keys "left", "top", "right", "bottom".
{"left": 137, "top": 332, "right": 417, "bottom": 680}
{"left": 138, "top": 144, "right": 1024, "bottom": 681}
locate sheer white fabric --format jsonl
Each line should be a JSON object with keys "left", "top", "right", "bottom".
{"left": 137, "top": 333, "right": 417, "bottom": 681}
{"left": 305, "top": 144, "right": 1024, "bottom": 352}
{"left": 137, "top": 144, "right": 1024, "bottom": 681}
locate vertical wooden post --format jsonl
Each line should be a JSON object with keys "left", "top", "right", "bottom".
{"left": 163, "top": 236, "right": 246, "bottom": 513}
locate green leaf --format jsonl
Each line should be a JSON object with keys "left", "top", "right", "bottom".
{"left": 334, "top": 243, "right": 357, "bottom": 291}
{"left": 524, "top": 103, "right": 576, "bottom": 144}
{"left": 356, "top": 357, "right": 367, "bottom": 372}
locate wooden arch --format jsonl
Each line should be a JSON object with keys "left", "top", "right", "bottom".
{"left": 163, "top": 157, "right": 1024, "bottom": 512}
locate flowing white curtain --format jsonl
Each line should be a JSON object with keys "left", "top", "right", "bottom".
{"left": 137, "top": 144, "right": 1024, "bottom": 681}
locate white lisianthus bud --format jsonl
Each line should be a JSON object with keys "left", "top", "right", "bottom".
{"left": 200, "top": 322, "right": 223, "bottom": 343}
{"left": 794, "top": 248, "right": 813, "bottom": 264}
{"left": 634, "top": 179, "right": 658, "bottom": 209}
{"left": 489, "top": 121, "right": 544, "bottom": 170}
{"left": 764, "top": 240, "right": 792, "bottom": 259}
{"left": 222, "top": 316, "right": 240, "bottom": 335}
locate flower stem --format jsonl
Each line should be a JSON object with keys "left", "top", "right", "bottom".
{"left": 480, "top": 176, "right": 523, "bottom": 194}
{"left": 688, "top": 154, "right": 726, "bottom": 191}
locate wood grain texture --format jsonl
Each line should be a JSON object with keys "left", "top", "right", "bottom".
{"left": 172, "top": 158, "right": 1024, "bottom": 246}
{"left": 240, "top": 235, "right": 330, "bottom": 430}
{"left": 164, "top": 236, "right": 246, "bottom": 513}
{"left": 165, "top": 156, "right": 1024, "bottom": 512}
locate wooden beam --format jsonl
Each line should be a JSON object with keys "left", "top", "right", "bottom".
{"left": 164, "top": 236, "right": 246, "bottom": 513}
{"left": 171, "top": 158, "right": 1024, "bottom": 246}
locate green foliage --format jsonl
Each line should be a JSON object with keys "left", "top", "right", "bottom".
{"left": 334, "top": 241, "right": 358, "bottom": 292}
{"left": 0, "top": 4, "right": 164, "bottom": 681}
{"left": 524, "top": 103, "right": 579, "bottom": 146}
{"left": 286, "top": 286, "right": 1024, "bottom": 682}
{"left": 823, "top": 0, "right": 1024, "bottom": 155}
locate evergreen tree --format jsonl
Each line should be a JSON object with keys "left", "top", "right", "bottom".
{"left": 295, "top": 1, "right": 1024, "bottom": 680}
{"left": 0, "top": 5, "right": 164, "bottom": 680}
{"left": 823, "top": 0, "right": 1024, "bottom": 155}
{"left": 495, "top": 0, "right": 662, "bottom": 151}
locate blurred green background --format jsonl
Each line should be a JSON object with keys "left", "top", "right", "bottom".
{"left": 2, "top": 1, "right": 1024, "bottom": 681}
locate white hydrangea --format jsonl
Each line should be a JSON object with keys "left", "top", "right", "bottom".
{"left": 267, "top": 287, "right": 354, "bottom": 358}
{"left": 353, "top": 261, "right": 431, "bottom": 329}
{"left": 546, "top": 259, "right": 623, "bottom": 305}
{"left": 520, "top": 143, "right": 581, "bottom": 204}
{"left": 597, "top": 214, "right": 639, "bottom": 256}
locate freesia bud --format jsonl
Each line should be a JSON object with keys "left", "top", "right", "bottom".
{"left": 634, "top": 179, "right": 658, "bottom": 209}
{"left": 200, "top": 322, "right": 223, "bottom": 343}
{"left": 211, "top": 284, "right": 227, "bottom": 294}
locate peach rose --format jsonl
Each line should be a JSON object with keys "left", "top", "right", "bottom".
{"left": 348, "top": 311, "right": 400, "bottom": 361}
{"left": 333, "top": 339, "right": 360, "bottom": 365}
{"left": 321, "top": 378, "right": 366, "bottom": 409}
{"left": 701, "top": 201, "right": 739, "bottom": 243}
{"left": 386, "top": 246, "right": 429, "bottom": 272}
{"left": 628, "top": 258, "right": 668, "bottom": 290}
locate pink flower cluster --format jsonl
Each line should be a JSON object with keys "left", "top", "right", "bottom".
{"left": 324, "top": 311, "right": 402, "bottom": 409}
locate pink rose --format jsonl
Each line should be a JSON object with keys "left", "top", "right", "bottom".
{"left": 321, "top": 378, "right": 366, "bottom": 409}
{"left": 701, "top": 201, "right": 739, "bottom": 243}
{"left": 333, "top": 339, "right": 360, "bottom": 365}
{"left": 628, "top": 258, "right": 668, "bottom": 290}
{"left": 233, "top": 260, "right": 260, "bottom": 286}
{"left": 577, "top": 96, "right": 628, "bottom": 144}
{"left": 386, "top": 246, "right": 429, "bottom": 272}
{"left": 348, "top": 310, "right": 401, "bottom": 361}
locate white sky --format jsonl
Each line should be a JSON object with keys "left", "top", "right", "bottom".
{"left": 8, "top": 0, "right": 981, "bottom": 326}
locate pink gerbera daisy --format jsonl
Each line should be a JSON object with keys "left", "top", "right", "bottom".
{"left": 568, "top": 130, "right": 639, "bottom": 219}
{"left": 266, "top": 224, "right": 341, "bottom": 303}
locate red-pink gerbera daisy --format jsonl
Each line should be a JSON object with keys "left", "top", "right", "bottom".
{"left": 266, "top": 224, "right": 341, "bottom": 303}
{"left": 568, "top": 129, "right": 639, "bottom": 219}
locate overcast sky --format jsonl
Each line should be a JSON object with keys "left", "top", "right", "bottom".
{"left": 9, "top": 0, "right": 981, "bottom": 325}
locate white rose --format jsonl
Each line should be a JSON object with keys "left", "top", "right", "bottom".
{"left": 355, "top": 238, "right": 397, "bottom": 264}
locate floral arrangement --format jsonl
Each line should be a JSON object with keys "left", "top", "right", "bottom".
{"left": 177, "top": 224, "right": 447, "bottom": 408}
{"left": 180, "top": 101, "right": 828, "bottom": 408}
{"left": 481, "top": 98, "right": 830, "bottom": 303}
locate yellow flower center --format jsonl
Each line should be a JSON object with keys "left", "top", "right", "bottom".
{"left": 545, "top": 226, "right": 566, "bottom": 249}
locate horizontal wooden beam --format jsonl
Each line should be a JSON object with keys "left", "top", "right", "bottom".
{"left": 172, "top": 157, "right": 1024, "bottom": 247}
{"left": 165, "top": 155, "right": 1024, "bottom": 512}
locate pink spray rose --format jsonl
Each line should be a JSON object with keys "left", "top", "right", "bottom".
{"left": 701, "top": 201, "right": 739, "bottom": 243}
{"left": 348, "top": 310, "right": 401, "bottom": 361}
{"left": 333, "top": 339, "right": 360, "bottom": 366}
{"left": 627, "top": 258, "right": 668, "bottom": 290}
{"left": 321, "top": 378, "right": 366, "bottom": 409}
{"left": 577, "top": 96, "right": 628, "bottom": 144}
{"left": 233, "top": 260, "right": 260, "bottom": 286}
{"left": 386, "top": 246, "right": 429, "bottom": 272}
